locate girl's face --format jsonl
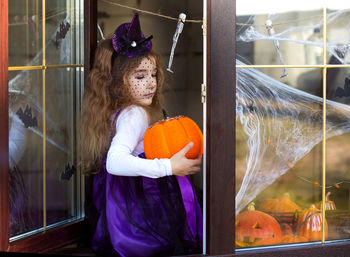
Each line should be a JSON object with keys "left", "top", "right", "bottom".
{"left": 127, "top": 57, "right": 157, "bottom": 106}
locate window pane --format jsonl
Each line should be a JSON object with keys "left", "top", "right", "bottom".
{"left": 46, "top": 1, "right": 83, "bottom": 65}
{"left": 9, "top": 70, "right": 43, "bottom": 237}
{"left": 9, "top": 0, "right": 43, "bottom": 67}
{"left": 325, "top": 68, "right": 350, "bottom": 241}
{"left": 45, "top": 68, "right": 81, "bottom": 226}
{"left": 236, "top": 0, "right": 350, "bottom": 250}
{"left": 236, "top": 66, "right": 324, "bottom": 248}
{"left": 8, "top": 0, "right": 84, "bottom": 240}
{"left": 326, "top": 7, "right": 350, "bottom": 65}
{"left": 236, "top": 0, "right": 324, "bottom": 66}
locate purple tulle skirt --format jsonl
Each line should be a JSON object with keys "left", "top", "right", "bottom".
{"left": 91, "top": 154, "right": 203, "bottom": 257}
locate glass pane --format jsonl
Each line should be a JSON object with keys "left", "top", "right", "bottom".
{"left": 45, "top": 1, "right": 83, "bottom": 65}
{"left": 235, "top": 66, "right": 327, "bottom": 248}
{"left": 45, "top": 68, "right": 78, "bottom": 225}
{"left": 235, "top": 0, "right": 350, "bottom": 250}
{"left": 236, "top": 0, "right": 325, "bottom": 66}
{"left": 9, "top": 0, "right": 43, "bottom": 67}
{"left": 8, "top": 0, "right": 84, "bottom": 240}
{"left": 326, "top": 6, "right": 350, "bottom": 65}
{"left": 325, "top": 68, "right": 350, "bottom": 241}
{"left": 9, "top": 70, "right": 43, "bottom": 237}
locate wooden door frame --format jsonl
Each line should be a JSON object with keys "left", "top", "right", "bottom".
{"left": 205, "top": 0, "right": 350, "bottom": 256}
{"left": 206, "top": 0, "right": 236, "bottom": 255}
{"left": 0, "top": 0, "right": 10, "bottom": 251}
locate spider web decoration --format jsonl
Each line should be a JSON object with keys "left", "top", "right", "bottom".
{"left": 235, "top": 7, "right": 350, "bottom": 214}
{"left": 235, "top": 59, "right": 350, "bottom": 214}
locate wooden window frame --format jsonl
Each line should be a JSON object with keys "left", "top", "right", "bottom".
{"left": 206, "top": 0, "right": 350, "bottom": 256}
{"left": 2, "top": 0, "right": 350, "bottom": 255}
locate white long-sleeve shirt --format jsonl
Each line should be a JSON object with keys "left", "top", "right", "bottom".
{"left": 106, "top": 105, "right": 172, "bottom": 178}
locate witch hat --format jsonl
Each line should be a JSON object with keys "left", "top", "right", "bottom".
{"left": 112, "top": 13, "right": 153, "bottom": 58}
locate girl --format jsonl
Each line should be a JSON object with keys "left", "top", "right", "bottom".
{"left": 81, "top": 13, "right": 203, "bottom": 257}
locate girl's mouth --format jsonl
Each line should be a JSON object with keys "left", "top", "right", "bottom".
{"left": 145, "top": 93, "right": 154, "bottom": 98}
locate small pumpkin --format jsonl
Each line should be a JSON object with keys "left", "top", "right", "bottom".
{"left": 296, "top": 204, "right": 328, "bottom": 241}
{"left": 259, "top": 193, "right": 301, "bottom": 213}
{"left": 235, "top": 202, "right": 282, "bottom": 247}
{"left": 144, "top": 116, "right": 203, "bottom": 159}
{"left": 317, "top": 192, "right": 336, "bottom": 211}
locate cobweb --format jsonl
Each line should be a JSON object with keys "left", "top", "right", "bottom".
{"left": 235, "top": 8, "right": 350, "bottom": 214}
{"left": 236, "top": 60, "right": 350, "bottom": 214}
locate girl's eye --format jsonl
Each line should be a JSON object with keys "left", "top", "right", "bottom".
{"left": 136, "top": 76, "right": 144, "bottom": 79}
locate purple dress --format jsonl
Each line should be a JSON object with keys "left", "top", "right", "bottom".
{"left": 91, "top": 111, "right": 203, "bottom": 257}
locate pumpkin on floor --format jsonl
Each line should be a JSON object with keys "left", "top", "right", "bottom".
{"left": 144, "top": 116, "right": 203, "bottom": 159}
{"left": 259, "top": 193, "right": 301, "bottom": 213}
{"left": 317, "top": 192, "right": 336, "bottom": 211}
{"left": 235, "top": 202, "right": 282, "bottom": 247}
{"left": 296, "top": 204, "right": 328, "bottom": 241}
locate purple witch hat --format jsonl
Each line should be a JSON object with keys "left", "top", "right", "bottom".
{"left": 112, "top": 13, "right": 153, "bottom": 58}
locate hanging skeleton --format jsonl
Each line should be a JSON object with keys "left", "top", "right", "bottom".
{"left": 265, "top": 19, "right": 288, "bottom": 78}
{"left": 167, "top": 13, "right": 186, "bottom": 73}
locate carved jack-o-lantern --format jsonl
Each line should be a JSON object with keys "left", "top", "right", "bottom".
{"left": 235, "top": 202, "right": 282, "bottom": 247}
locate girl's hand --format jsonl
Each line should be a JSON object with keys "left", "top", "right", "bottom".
{"left": 170, "top": 142, "right": 202, "bottom": 177}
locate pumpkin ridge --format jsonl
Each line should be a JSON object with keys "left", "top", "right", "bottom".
{"left": 178, "top": 117, "right": 191, "bottom": 142}
{"left": 179, "top": 117, "right": 203, "bottom": 158}
{"left": 177, "top": 118, "right": 194, "bottom": 158}
{"left": 160, "top": 122, "right": 172, "bottom": 158}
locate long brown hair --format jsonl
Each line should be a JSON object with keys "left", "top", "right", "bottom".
{"left": 80, "top": 39, "right": 164, "bottom": 173}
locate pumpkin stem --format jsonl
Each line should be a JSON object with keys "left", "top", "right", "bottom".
{"left": 326, "top": 191, "right": 331, "bottom": 201}
{"left": 247, "top": 202, "right": 255, "bottom": 211}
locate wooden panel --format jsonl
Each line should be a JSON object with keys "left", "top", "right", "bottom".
{"left": 84, "top": 0, "right": 97, "bottom": 78}
{"left": 206, "top": 0, "right": 236, "bottom": 255}
{"left": 83, "top": 0, "right": 97, "bottom": 243}
{"left": 0, "top": 0, "right": 9, "bottom": 252}
{"left": 8, "top": 220, "right": 88, "bottom": 253}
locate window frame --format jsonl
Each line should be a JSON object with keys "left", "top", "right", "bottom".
{"left": 0, "top": 0, "right": 10, "bottom": 250}
{"left": 231, "top": 3, "right": 350, "bottom": 257}
{"left": 2, "top": 0, "right": 350, "bottom": 255}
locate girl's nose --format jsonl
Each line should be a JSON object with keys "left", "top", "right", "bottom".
{"left": 148, "top": 77, "right": 157, "bottom": 88}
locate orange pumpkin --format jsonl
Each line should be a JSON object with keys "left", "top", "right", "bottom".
{"left": 144, "top": 116, "right": 203, "bottom": 159}
{"left": 296, "top": 204, "right": 328, "bottom": 241}
{"left": 235, "top": 202, "right": 282, "bottom": 247}
{"left": 317, "top": 192, "right": 336, "bottom": 211}
{"left": 259, "top": 193, "right": 301, "bottom": 213}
